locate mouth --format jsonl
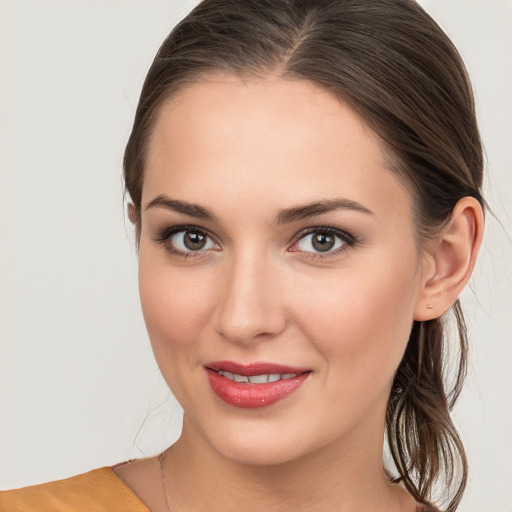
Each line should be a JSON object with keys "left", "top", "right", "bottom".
{"left": 204, "top": 361, "right": 311, "bottom": 408}
{"left": 215, "top": 371, "right": 300, "bottom": 384}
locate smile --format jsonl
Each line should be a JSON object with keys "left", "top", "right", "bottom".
{"left": 216, "top": 371, "right": 299, "bottom": 383}
{"left": 205, "top": 361, "right": 311, "bottom": 409}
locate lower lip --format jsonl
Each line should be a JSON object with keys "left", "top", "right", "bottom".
{"left": 206, "top": 370, "right": 310, "bottom": 408}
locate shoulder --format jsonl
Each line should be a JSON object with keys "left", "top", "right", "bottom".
{"left": 0, "top": 467, "right": 149, "bottom": 512}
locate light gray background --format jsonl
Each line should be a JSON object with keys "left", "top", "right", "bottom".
{"left": 1, "top": 1, "right": 510, "bottom": 511}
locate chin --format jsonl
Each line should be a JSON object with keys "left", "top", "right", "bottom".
{"left": 212, "top": 434, "right": 311, "bottom": 467}
{"left": 190, "top": 410, "right": 343, "bottom": 468}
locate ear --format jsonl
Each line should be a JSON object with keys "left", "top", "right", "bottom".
{"left": 127, "top": 203, "right": 139, "bottom": 224}
{"left": 127, "top": 203, "right": 142, "bottom": 245}
{"left": 414, "top": 197, "right": 484, "bottom": 321}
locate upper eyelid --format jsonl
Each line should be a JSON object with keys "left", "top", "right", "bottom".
{"left": 153, "top": 225, "right": 219, "bottom": 257}
{"left": 293, "top": 226, "right": 355, "bottom": 244}
{"left": 154, "top": 225, "right": 215, "bottom": 242}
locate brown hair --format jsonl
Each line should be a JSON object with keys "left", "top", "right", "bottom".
{"left": 124, "top": 1, "right": 484, "bottom": 510}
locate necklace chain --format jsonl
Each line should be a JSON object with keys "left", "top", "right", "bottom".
{"left": 158, "top": 450, "right": 173, "bottom": 512}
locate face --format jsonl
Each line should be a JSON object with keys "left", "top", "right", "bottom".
{"left": 138, "top": 76, "right": 427, "bottom": 466}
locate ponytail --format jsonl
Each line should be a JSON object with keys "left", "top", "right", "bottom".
{"left": 386, "top": 299, "right": 468, "bottom": 511}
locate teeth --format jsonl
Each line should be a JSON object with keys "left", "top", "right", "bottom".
{"left": 217, "top": 371, "right": 298, "bottom": 383}
{"left": 248, "top": 374, "right": 268, "bottom": 384}
{"left": 281, "top": 373, "right": 299, "bottom": 380}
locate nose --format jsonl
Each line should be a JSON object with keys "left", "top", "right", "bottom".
{"left": 213, "top": 250, "right": 287, "bottom": 344}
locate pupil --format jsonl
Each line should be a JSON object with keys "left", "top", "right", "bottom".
{"left": 184, "top": 232, "right": 206, "bottom": 250}
{"left": 312, "top": 233, "right": 334, "bottom": 252}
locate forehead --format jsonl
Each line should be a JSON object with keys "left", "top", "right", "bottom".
{"left": 143, "top": 75, "right": 413, "bottom": 222}
{"left": 148, "top": 75, "right": 382, "bottom": 167}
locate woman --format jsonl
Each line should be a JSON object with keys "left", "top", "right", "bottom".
{"left": 0, "top": 0, "right": 488, "bottom": 510}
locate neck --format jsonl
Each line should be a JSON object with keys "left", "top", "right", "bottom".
{"left": 162, "top": 415, "right": 409, "bottom": 512}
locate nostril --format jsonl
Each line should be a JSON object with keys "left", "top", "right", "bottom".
{"left": 212, "top": 264, "right": 287, "bottom": 343}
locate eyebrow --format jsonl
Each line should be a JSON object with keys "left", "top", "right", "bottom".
{"left": 145, "top": 195, "right": 217, "bottom": 221}
{"left": 275, "top": 198, "right": 373, "bottom": 224}
{"left": 144, "top": 195, "right": 373, "bottom": 223}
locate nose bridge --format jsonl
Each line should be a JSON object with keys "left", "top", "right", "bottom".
{"left": 214, "top": 246, "right": 285, "bottom": 343}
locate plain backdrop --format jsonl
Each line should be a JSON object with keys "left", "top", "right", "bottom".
{"left": 0, "top": 1, "right": 511, "bottom": 511}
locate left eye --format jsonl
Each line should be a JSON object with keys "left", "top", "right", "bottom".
{"left": 295, "top": 230, "right": 347, "bottom": 253}
{"left": 170, "top": 229, "right": 217, "bottom": 252}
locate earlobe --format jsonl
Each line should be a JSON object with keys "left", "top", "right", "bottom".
{"left": 414, "top": 197, "right": 484, "bottom": 321}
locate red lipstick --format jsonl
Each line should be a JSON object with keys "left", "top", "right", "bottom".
{"left": 205, "top": 361, "right": 310, "bottom": 408}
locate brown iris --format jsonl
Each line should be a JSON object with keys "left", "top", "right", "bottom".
{"left": 183, "top": 231, "right": 207, "bottom": 250}
{"left": 312, "top": 233, "right": 335, "bottom": 252}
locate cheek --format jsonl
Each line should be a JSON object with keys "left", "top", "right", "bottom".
{"left": 138, "top": 253, "right": 217, "bottom": 368}
{"left": 293, "top": 252, "right": 420, "bottom": 385}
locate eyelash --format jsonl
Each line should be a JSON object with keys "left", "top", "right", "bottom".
{"left": 290, "top": 226, "right": 356, "bottom": 259}
{"left": 153, "top": 225, "right": 218, "bottom": 259}
{"left": 153, "top": 225, "right": 357, "bottom": 260}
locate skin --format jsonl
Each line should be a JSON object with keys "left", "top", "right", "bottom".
{"left": 116, "top": 75, "right": 483, "bottom": 511}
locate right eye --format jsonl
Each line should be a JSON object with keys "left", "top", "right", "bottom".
{"left": 154, "top": 226, "right": 220, "bottom": 256}
{"left": 171, "top": 229, "right": 217, "bottom": 252}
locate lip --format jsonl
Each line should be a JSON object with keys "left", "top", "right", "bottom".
{"left": 205, "top": 361, "right": 311, "bottom": 409}
{"left": 205, "top": 361, "right": 309, "bottom": 376}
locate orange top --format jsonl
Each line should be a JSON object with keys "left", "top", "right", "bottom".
{"left": 1, "top": 467, "right": 440, "bottom": 511}
{"left": 0, "top": 467, "right": 149, "bottom": 512}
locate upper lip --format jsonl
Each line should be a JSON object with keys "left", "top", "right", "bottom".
{"left": 205, "top": 361, "right": 310, "bottom": 376}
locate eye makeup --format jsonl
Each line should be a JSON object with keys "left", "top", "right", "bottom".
{"left": 153, "top": 225, "right": 220, "bottom": 259}
{"left": 152, "top": 223, "right": 358, "bottom": 262}
{"left": 288, "top": 226, "right": 358, "bottom": 260}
